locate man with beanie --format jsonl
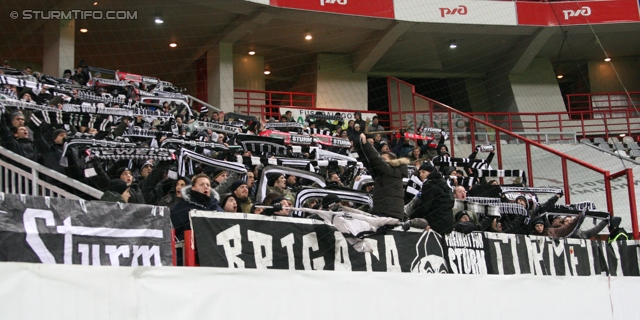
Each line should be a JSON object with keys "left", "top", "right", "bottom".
{"left": 412, "top": 162, "right": 455, "bottom": 234}
{"left": 230, "top": 180, "right": 253, "bottom": 213}
{"left": 158, "top": 176, "right": 191, "bottom": 208}
{"left": 530, "top": 215, "right": 580, "bottom": 238}
{"left": 267, "top": 173, "right": 295, "bottom": 202}
{"left": 100, "top": 179, "right": 130, "bottom": 203}
{"left": 355, "top": 133, "right": 409, "bottom": 220}
{"left": 0, "top": 112, "right": 38, "bottom": 162}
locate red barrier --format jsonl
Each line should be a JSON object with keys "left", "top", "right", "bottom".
{"left": 387, "top": 76, "right": 638, "bottom": 239}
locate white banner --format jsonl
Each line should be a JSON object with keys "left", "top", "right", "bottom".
{"left": 279, "top": 107, "right": 378, "bottom": 126}
{"left": 394, "top": 0, "right": 518, "bottom": 26}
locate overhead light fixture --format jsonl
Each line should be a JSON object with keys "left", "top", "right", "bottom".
{"left": 79, "top": 28, "right": 88, "bottom": 33}
{"left": 169, "top": 43, "right": 177, "bottom": 48}
{"left": 264, "top": 70, "right": 271, "bottom": 75}
{"left": 305, "top": 34, "right": 313, "bottom": 41}
{"left": 155, "top": 16, "right": 164, "bottom": 24}
{"left": 248, "top": 51, "right": 255, "bottom": 55}
{"left": 604, "top": 57, "right": 611, "bottom": 62}
{"left": 620, "top": 133, "right": 626, "bottom": 137}
{"left": 93, "top": 2, "right": 98, "bottom": 5}
{"left": 449, "top": 41, "right": 457, "bottom": 49}
{"left": 556, "top": 75, "right": 564, "bottom": 79}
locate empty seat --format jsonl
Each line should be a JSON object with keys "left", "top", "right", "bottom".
{"left": 579, "top": 138, "right": 592, "bottom": 144}
{"left": 629, "top": 149, "right": 640, "bottom": 159}
{"left": 612, "top": 142, "right": 626, "bottom": 150}
{"left": 608, "top": 137, "right": 620, "bottom": 144}
{"left": 594, "top": 137, "right": 607, "bottom": 144}
{"left": 622, "top": 136, "right": 635, "bottom": 145}
{"left": 627, "top": 141, "right": 640, "bottom": 150}
{"left": 508, "top": 140, "right": 518, "bottom": 144}
{"left": 599, "top": 143, "right": 611, "bottom": 152}
{"left": 615, "top": 150, "right": 628, "bottom": 157}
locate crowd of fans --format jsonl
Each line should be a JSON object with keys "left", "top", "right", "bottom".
{"left": 0, "top": 61, "right": 629, "bottom": 253}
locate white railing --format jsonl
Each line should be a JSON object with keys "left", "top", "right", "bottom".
{"left": 0, "top": 147, "right": 103, "bottom": 200}
{"left": 452, "top": 131, "right": 578, "bottom": 144}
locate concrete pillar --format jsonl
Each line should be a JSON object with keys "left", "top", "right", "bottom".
{"left": 316, "top": 53, "right": 367, "bottom": 111}
{"left": 509, "top": 58, "right": 565, "bottom": 114}
{"left": 43, "top": 19, "right": 75, "bottom": 77}
{"left": 206, "top": 42, "right": 234, "bottom": 113}
{"left": 233, "top": 54, "right": 264, "bottom": 115}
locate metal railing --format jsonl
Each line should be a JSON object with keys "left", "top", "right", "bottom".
{"left": 234, "top": 89, "right": 316, "bottom": 118}
{"left": 387, "top": 76, "right": 638, "bottom": 239}
{"left": 452, "top": 131, "right": 578, "bottom": 145}
{"left": 467, "top": 110, "right": 640, "bottom": 140}
{"left": 567, "top": 91, "right": 640, "bottom": 113}
{"left": 0, "top": 147, "right": 103, "bottom": 200}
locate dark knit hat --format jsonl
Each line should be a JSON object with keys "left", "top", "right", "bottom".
{"left": 52, "top": 128, "right": 67, "bottom": 140}
{"left": 140, "top": 160, "right": 154, "bottom": 171}
{"left": 49, "top": 96, "right": 63, "bottom": 106}
{"left": 271, "top": 196, "right": 286, "bottom": 206}
{"left": 10, "top": 111, "right": 24, "bottom": 121}
{"left": 419, "top": 162, "right": 436, "bottom": 173}
{"left": 322, "top": 193, "right": 340, "bottom": 209}
{"left": 454, "top": 210, "right": 469, "bottom": 222}
{"left": 177, "top": 176, "right": 191, "bottom": 186}
{"left": 220, "top": 193, "right": 237, "bottom": 211}
{"left": 533, "top": 216, "right": 546, "bottom": 226}
{"left": 211, "top": 167, "right": 227, "bottom": 180}
{"left": 229, "top": 180, "right": 247, "bottom": 193}
{"left": 515, "top": 195, "right": 528, "bottom": 206}
{"left": 115, "top": 167, "right": 131, "bottom": 178}
{"left": 108, "top": 179, "right": 129, "bottom": 195}
{"left": 267, "top": 173, "right": 284, "bottom": 187}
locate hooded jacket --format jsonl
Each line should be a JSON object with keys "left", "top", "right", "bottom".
{"left": 170, "top": 186, "right": 223, "bottom": 240}
{"left": 413, "top": 171, "right": 455, "bottom": 235}
{"left": 355, "top": 139, "right": 409, "bottom": 219}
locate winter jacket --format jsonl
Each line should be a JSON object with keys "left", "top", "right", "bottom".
{"left": 413, "top": 171, "right": 455, "bottom": 234}
{"left": 236, "top": 196, "right": 253, "bottom": 214}
{"left": 454, "top": 214, "right": 495, "bottom": 234}
{"left": 511, "top": 194, "right": 561, "bottom": 235}
{"left": 100, "top": 191, "right": 126, "bottom": 203}
{"left": 355, "top": 140, "right": 409, "bottom": 219}
{"left": 157, "top": 191, "right": 181, "bottom": 208}
{"left": 0, "top": 116, "right": 39, "bottom": 162}
{"left": 170, "top": 186, "right": 223, "bottom": 240}
{"left": 531, "top": 216, "right": 580, "bottom": 238}
{"left": 571, "top": 219, "right": 608, "bottom": 239}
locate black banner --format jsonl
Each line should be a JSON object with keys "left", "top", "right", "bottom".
{"left": 191, "top": 211, "right": 640, "bottom": 276}
{"left": 0, "top": 194, "right": 172, "bottom": 266}
{"left": 192, "top": 211, "right": 448, "bottom": 273}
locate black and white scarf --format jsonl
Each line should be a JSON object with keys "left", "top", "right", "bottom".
{"left": 453, "top": 199, "right": 501, "bottom": 217}
{"left": 177, "top": 149, "right": 246, "bottom": 177}
{"left": 88, "top": 147, "right": 176, "bottom": 161}
{"left": 190, "top": 121, "right": 243, "bottom": 134}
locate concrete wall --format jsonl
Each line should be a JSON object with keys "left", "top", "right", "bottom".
{"left": 233, "top": 54, "right": 265, "bottom": 91}
{"left": 465, "top": 78, "right": 491, "bottom": 112}
{"left": 589, "top": 59, "right": 640, "bottom": 93}
{"left": 316, "top": 53, "right": 367, "bottom": 110}
{"left": 509, "top": 58, "right": 566, "bottom": 114}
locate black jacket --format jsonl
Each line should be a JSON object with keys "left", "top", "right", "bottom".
{"left": 0, "top": 115, "right": 38, "bottom": 162}
{"left": 413, "top": 171, "right": 455, "bottom": 234}
{"left": 170, "top": 186, "right": 223, "bottom": 240}
{"left": 355, "top": 140, "right": 409, "bottom": 219}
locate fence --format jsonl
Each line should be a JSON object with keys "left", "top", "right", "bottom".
{"left": 0, "top": 147, "right": 103, "bottom": 200}
{"left": 234, "top": 89, "right": 316, "bottom": 119}
{"left": 387, "top": 76, "right": 638, "bottom": 239}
